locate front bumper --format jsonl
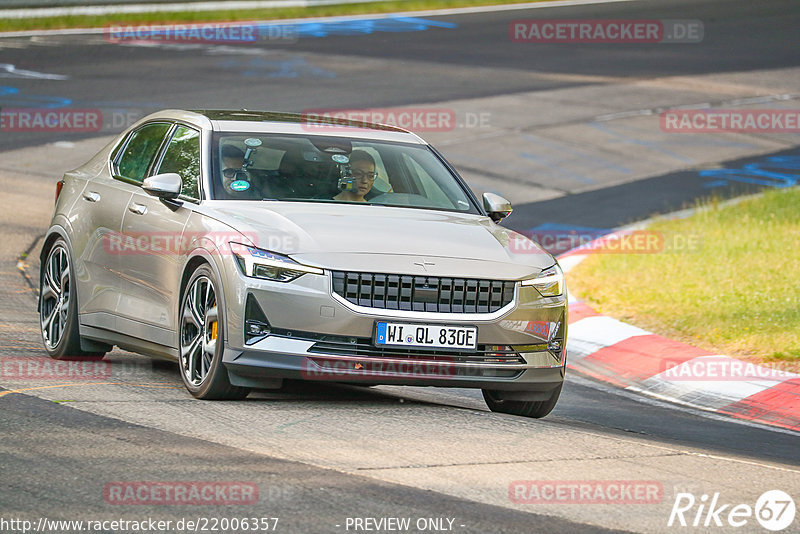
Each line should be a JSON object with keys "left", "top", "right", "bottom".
{"left": 221, "top": 268, "right": 567, "bottom": 396}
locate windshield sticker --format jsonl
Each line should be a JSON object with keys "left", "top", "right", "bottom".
{"left": 230, "top": 180, "right": 251, "bottom": 191}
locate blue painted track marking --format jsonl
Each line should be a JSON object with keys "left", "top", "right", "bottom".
{"left": 700, "top": 156, "right": 800, "bottom": 189}
{"left": 256, "top": 16, "right": 457, "bottom": 39}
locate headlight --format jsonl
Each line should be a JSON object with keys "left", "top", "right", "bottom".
{"left": 230, "top": 242, "right": 323, "bottom": 282}
{"left": 521, "top": 264, "right": 564, "bottom": 297}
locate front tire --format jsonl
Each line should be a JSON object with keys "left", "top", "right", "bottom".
{"left": 39, "top": 239, "right": 105, "bottom": 360}
{"left": 179, "top": 264, "right": 249, "bottom": 400}
{"left": 482, "top": 384, "right": 562, "bottom": 418}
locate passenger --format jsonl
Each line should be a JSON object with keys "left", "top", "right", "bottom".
{"left": 334, "top": 150, "right": 376, "bottom": 203}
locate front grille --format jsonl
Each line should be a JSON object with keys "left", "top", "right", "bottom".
{"left": 331, "top": 271, "right": 515, "bottom": 313}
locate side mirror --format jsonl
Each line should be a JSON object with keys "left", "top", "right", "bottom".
{"left": 483, "top": 192, "right": 512, "bottom": 222}
{"left": 142, "top": 173, "right": 182, "bottom": 200}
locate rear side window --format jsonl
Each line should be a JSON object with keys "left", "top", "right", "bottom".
{"left": 115, "top": 122, "right": 171, "bottom": 183}
{"left": 156, "top": 125, "right": 201, "bottom": 200}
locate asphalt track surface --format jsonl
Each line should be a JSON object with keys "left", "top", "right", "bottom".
{"left": 1, "top": 0, "right": 799, "bottom": 533}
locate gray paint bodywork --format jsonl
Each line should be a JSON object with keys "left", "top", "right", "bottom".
{"left": 44, "top": 110, "right": 567, "bottom": 397}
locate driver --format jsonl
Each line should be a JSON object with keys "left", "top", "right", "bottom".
{"left": 334, "top": 150, "right": 376, "bottom": 203}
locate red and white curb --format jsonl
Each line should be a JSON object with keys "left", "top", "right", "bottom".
{"left": 558, "top": 235, "right": 800, "bottom": 433}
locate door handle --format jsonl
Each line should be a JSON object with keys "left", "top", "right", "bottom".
{"left": 128, "top": 203, "right": 147, "bottom": 215}
{"left": 82, "top": 191, "right": 100, "bottom": 202}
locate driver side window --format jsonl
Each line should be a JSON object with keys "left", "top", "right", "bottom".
{"left": 156, "top": 125, "right": 201, "bottom": 200}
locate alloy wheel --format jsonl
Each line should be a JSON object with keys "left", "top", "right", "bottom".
{"left": 40, "top": 243, "right": 71, "bottom": 350}
{"left": 180, "top": 275, "right": 219, "bottom": 387}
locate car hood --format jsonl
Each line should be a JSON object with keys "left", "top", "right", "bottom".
{"left": 203, "top": 201, "right": 554, "bottom": 279}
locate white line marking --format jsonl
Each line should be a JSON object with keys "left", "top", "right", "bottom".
{"left": 0, "top": 63, "right": 67, "bottom": 80}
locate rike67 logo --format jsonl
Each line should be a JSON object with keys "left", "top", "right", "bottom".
{"left": 668, "top": 490, "right": 795, "bottom": 531}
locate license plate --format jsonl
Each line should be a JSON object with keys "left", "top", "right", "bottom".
{"left": 374, "top": 322, "right": 477, "bottom": 350}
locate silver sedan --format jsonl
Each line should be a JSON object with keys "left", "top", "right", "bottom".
{"left": 39, "top": 109, "right": 567, "bottom": 418}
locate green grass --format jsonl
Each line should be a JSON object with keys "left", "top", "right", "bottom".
{"left": 567, "top": 188, "right": 800, "bottom": 363}
{"left": 0, "top": 0, "right": 548, "bottom": 32}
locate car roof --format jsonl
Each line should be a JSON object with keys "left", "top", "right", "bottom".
{"left": 135, "top": 109, "right": 427, "bottom": 144}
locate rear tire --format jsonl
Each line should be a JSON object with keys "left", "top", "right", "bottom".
{"left": 482, "top": 384, "right": 562, "bottom": 418}
{"left": 39, "top": 239, "right": 105, "bottom": 361}
{"left": 179, "top": 264, "right": 249, "bottom": 400}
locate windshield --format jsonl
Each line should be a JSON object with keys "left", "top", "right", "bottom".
{"left": 210, "top": 133, "right": 479, "bottom": 214}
